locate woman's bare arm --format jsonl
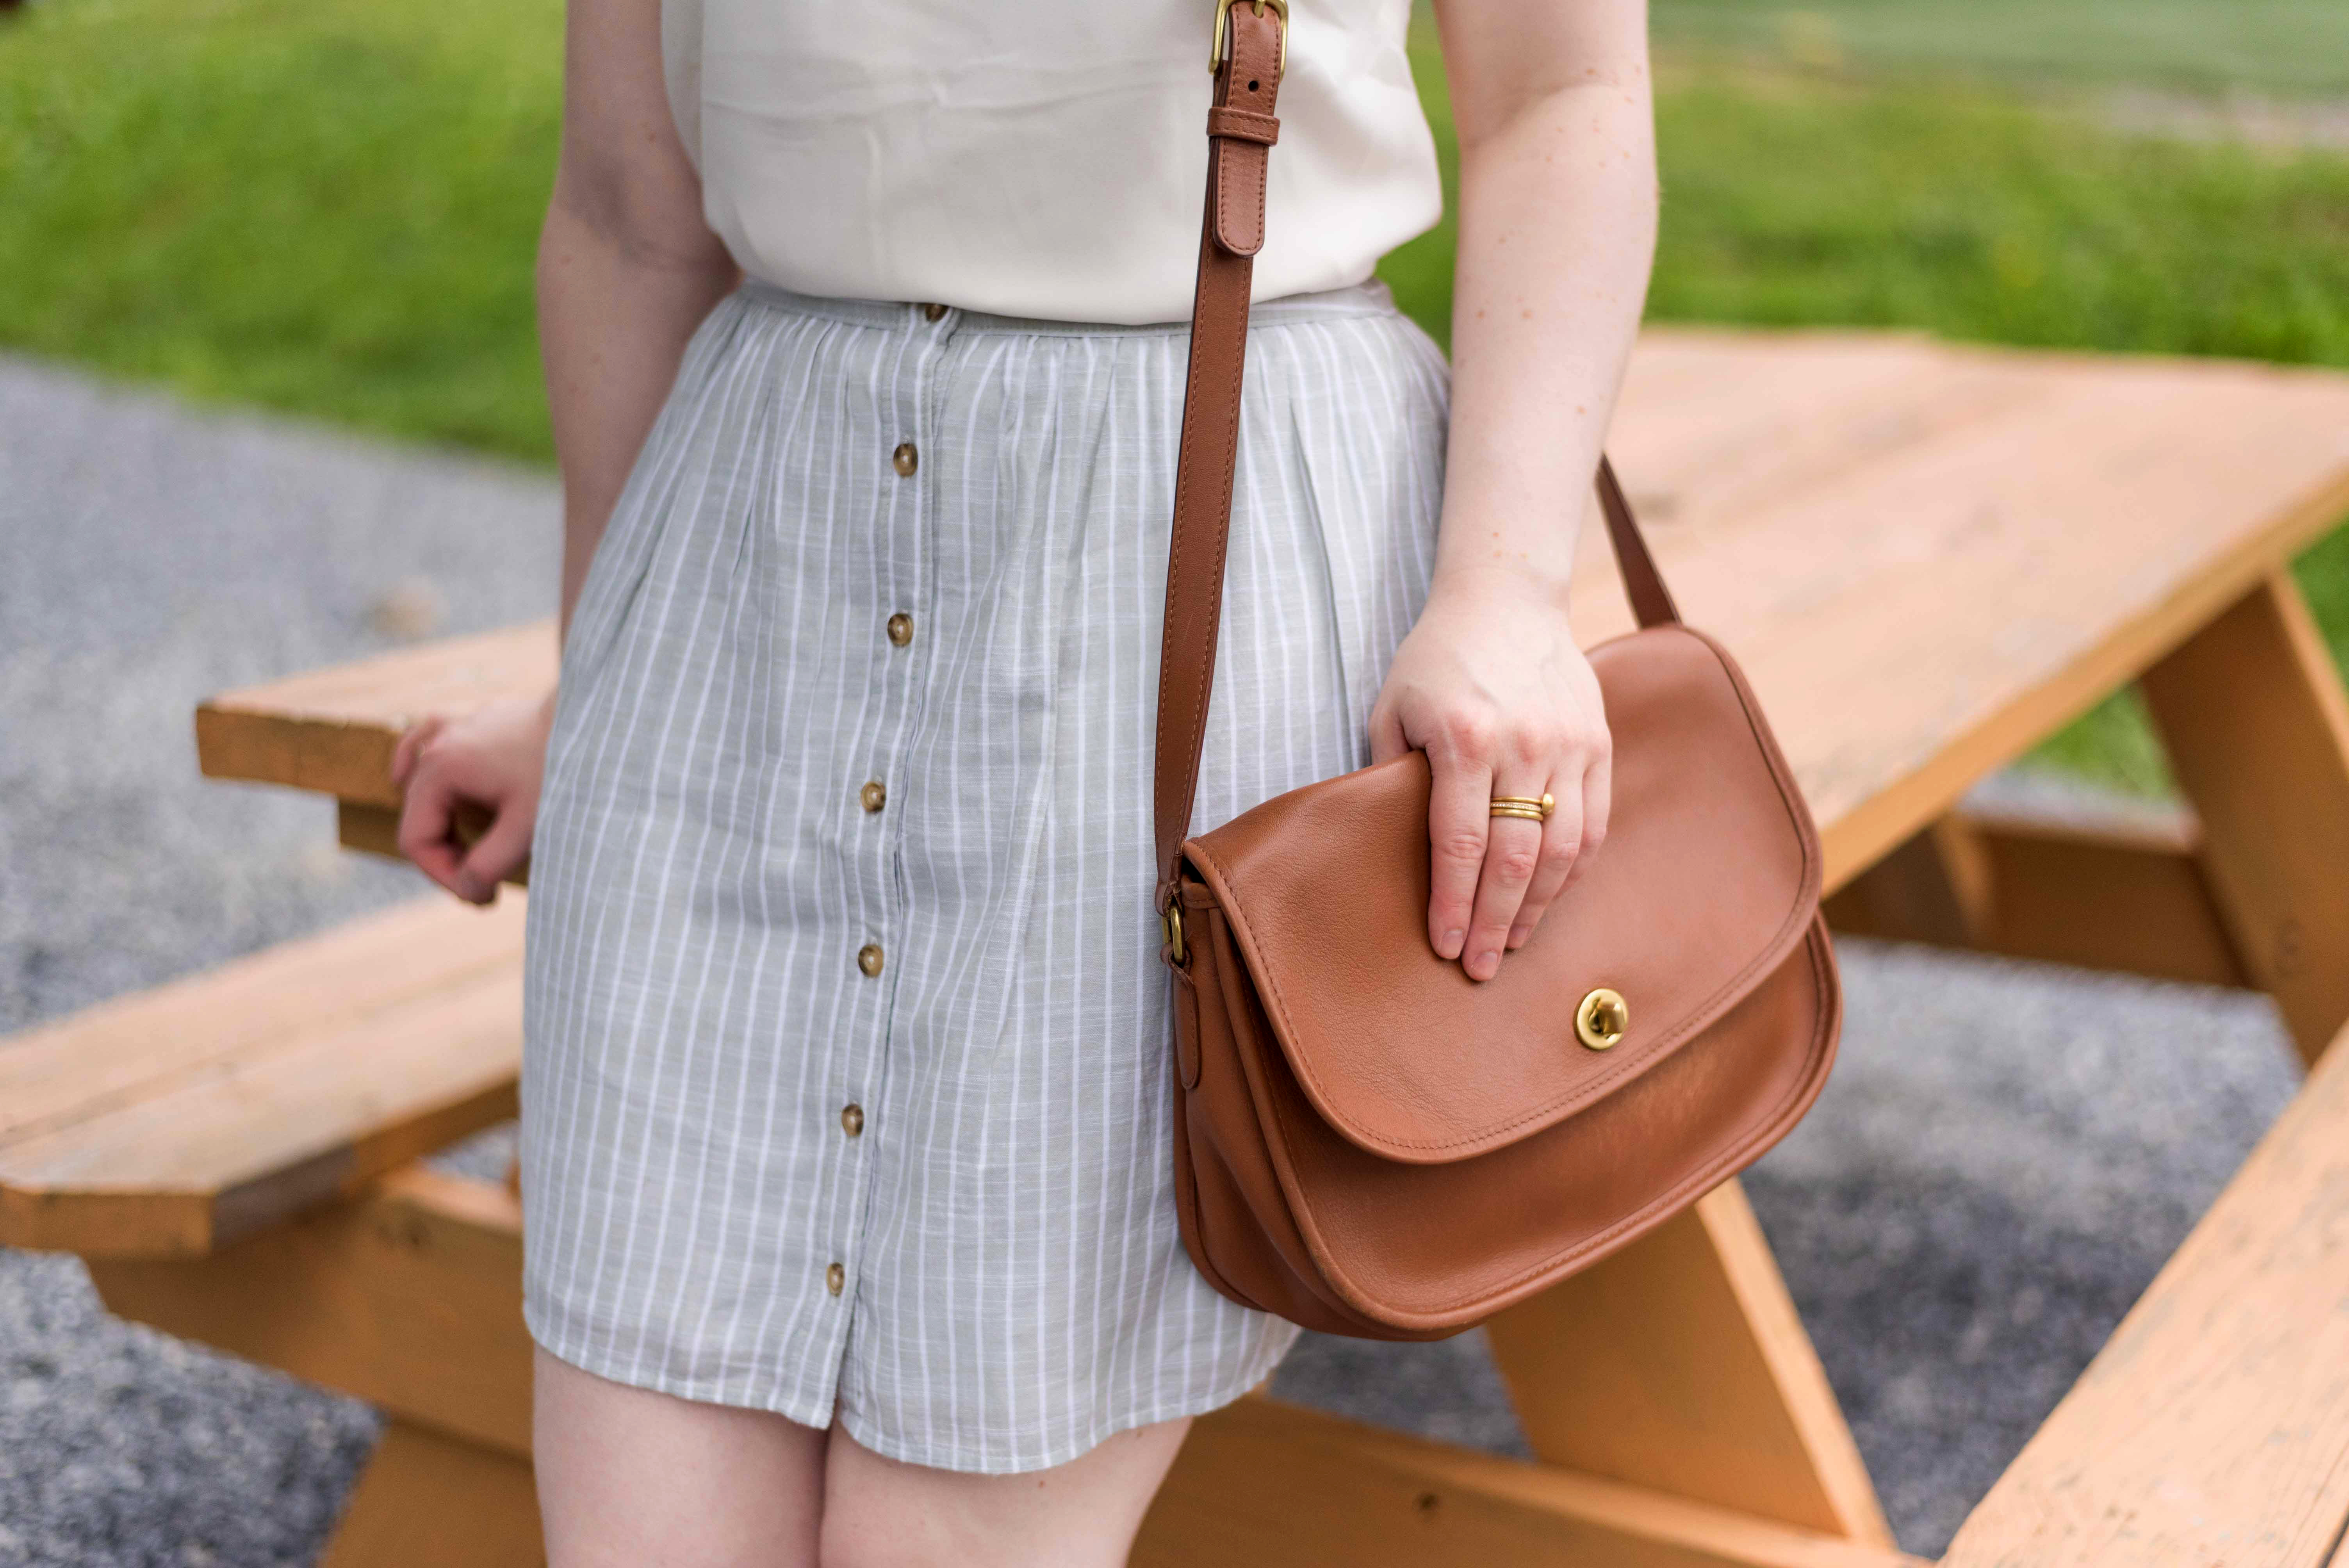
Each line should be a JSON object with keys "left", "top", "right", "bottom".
{"left": 392, "top": 0, "right": 737, "bottom": 904}
{"left": 1369, "top": 0, "right": 1657, "bottom": 978}
{"left": 539, "top": 0, "right": 739, "bottom": 645}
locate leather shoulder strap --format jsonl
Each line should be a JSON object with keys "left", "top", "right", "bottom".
{"left": 1153, "top": 0, "right": 1287, "bottom": 907}
{"left": 1152, "top": 2, "right": 1678, "bottom": 907}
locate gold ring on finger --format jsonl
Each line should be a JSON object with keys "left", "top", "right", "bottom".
{"left": 1489, "top": 793, "right": 1555, "bottom": 821}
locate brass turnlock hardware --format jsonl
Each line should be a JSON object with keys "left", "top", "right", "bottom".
{"left": 1576, "top": 988, "right": 1628, "bottom": 1051}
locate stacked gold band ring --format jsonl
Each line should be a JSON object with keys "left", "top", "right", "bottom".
{"left": 1489, "top": 793, "right": 1555, "bottom": 822}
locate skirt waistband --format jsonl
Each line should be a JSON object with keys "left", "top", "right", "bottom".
{"left": 736, "top": 276, "right": 1403, "bottom": 337}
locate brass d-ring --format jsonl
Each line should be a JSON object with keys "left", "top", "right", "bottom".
{"left": 1576, "top": 988, "right": 1628, "bottom": 1051}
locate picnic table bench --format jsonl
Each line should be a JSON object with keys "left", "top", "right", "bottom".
{"left": 11, "top": 322, "right": 2349, "bottom": 1566}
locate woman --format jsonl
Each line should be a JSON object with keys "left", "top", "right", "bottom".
{"left": 390, "top": 0, "right": 1656, "bottom": 1559}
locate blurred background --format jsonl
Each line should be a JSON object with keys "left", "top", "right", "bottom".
{"left": 2, "top": 1, "right": 2345, "bottom": 1563}
{"left": 8, "top": 0, "right": 2349, "bottom": 782}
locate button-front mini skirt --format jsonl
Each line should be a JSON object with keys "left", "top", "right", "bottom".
{"left": 518, "top": 274, "right": 1450, "bottom": 1474}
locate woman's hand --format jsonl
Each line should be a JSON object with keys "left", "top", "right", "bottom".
{"left": 1369, "top": 570, "right": 1611, "bottom": 981}
{"left": 388, "top": 689, "right": 559, "bottom": 905}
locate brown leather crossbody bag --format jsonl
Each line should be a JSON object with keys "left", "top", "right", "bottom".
{"left": 1155, "top": 0, "right": 1843, "bottom": 1341}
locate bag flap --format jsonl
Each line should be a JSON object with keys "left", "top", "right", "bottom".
{"left": 1180, "top": 624, "right": 1821, "bottom": 1165}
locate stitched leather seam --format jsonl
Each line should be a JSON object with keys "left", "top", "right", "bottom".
{"left": 1158, "top": 12, "right": 1277, "bottom": 893}
{"left": 1201, "top": 828, "right": 1807, "bottom": 1157}
{"left": 1188, "top": 632, "right": 1823, "bottom": 1158}
{"left": 1207, "top": 108, "right": 1280, "bottom": 145}
{"left": 1254, "top": 923, "right": 1839, "bottom": 1325}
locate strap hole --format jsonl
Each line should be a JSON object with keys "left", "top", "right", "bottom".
{"left": 1247, "top": 80, "right": 1258, "bottom": 91}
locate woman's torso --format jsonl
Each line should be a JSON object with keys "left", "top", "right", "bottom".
{"left": 661, "top": 0, "right": 1443, "bottom": 324}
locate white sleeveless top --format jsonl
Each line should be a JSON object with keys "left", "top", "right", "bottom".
{"left": 660, "top": 0, "right": 1443, "bottom": 324}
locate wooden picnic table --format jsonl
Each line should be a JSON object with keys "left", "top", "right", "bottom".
{"left": 12, "top": 322, "right": 2349, "bottom": 1566}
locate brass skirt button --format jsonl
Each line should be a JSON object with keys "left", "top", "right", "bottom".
{"left": 841, "top": 1103, "right": 865, "bottom": 1138}
{"left": 922, "top": 301, "right": 947, "bottom": 322}
{"left": 886, "top": 612, "right": 914, "bottom": 647}
{"left": 825, "top": 1262, "right": 845, "bottom": 1297}
{"left": 1576, "top": 987, "right": 1628, "bottom": 1051}
{"left": 892, "top": 441, "right": 918, "bottom": 478}
{"left": 859, "top": 779, "right": 887, "bottom": 813}
{"left": 857, "top": 943, "right": 885, "bottom": 978}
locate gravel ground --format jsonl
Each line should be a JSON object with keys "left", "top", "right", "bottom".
{"left": 0, "top": 356, "right": 2306, "bottom": 1563}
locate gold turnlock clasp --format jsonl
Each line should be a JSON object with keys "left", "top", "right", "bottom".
{"left": 1210, "top": 0, "right": 1289, "bottom": 76}
{"left": 1161, "top": 900, "right": 1189, "bottom": 967}
{"left": 1576, "top": 988, "right": 1629, "bottom": 1051}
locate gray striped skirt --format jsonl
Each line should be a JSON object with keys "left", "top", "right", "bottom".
{"left": 518, "top": 274, "right": 1451, "bottom": 1473}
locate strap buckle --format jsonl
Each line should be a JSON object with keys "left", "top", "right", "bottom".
{"left": 1209, "top": 0, "right": 1288, "bottom": 76}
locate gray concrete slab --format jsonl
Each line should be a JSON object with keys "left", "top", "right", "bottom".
{"left": 0, "top": 356, "right": 2307, "bottom": 1562}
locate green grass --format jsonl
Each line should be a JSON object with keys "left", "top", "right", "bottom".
{"left": 5, "top": 0, "right": 2349, "bottom": 792}
{"left": 0, "top": 0, "right": 562, "bottom": 457}
{"left": 1648, "top": 0, "right": 2349, "bottom": 99}
{"left": 1377, "top": 13, "right": 2349, "bottom": 794}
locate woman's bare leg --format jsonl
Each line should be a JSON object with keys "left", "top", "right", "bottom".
{"left": 533, "top": 1347, "right": 828, "bottom": 1568}
{"left": 818, "top": 1417, "right": 1192, "bottom": 1568}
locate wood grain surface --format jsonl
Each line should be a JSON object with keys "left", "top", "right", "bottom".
{"left": 192, "top": 329, "right": 2349, "bottom": 907}
{"left": 1141, "top": 1393, "right": 1927, "bottom": 1568}
{"left": 1485, "top": 1183, "right": 1893, "bottom": 1544}
{"left": 0, "top": 896, "right": 526, "bottom": 1256}
{"left": 1941, "top": 1018, "right": 2349, "bottom": 1566}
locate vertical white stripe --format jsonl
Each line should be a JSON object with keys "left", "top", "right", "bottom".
{"left": 520, "top": 282, "right": 1438, "bottom": 1471}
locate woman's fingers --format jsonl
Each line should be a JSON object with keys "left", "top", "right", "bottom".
{"left": 386, "top": 698, "right": 552, "bottom": 907}
{"left": 1424, "top": 747, "right": 1494, "bottom": 964}
{"left": 396, "top": 759, "right": 471, "bottom": 900}
{"left": 1463, "top": 790, "right": 1547, "bottom": 980}
{"left": 1565, "top": 745, "right": 1612, "bottom": 892}
{"left": 1506, "top": 776, "right": 1583, "bottom": 951}
{"left": 455, "top": 805, "right": 535, "bottom": 905}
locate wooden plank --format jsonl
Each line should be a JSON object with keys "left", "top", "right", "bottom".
{"left": 0, "top": 897, "right": 525, "bottom": 1257}
{"left": 196, "top": 622, "right": 556, "bottom": 807}
{"left": 1826, "top": 805, "right": 2251, "bottom": 989}
{"left": 1577, "top": 343, "right": 2349, "bottom": 893}
{"left": 2142, "top": 572, "right": 2349, "bottom": 1064}
{"left": 191, "top": 341, "right": 2349, "bottom": 904}
{"left": 337, "top": 799, "right": 528, "bottom": 886}
{"left": 320, "top": 1420, "right": 543, "bottom": 1568}
{"left": 1141, "top": 1395, "right": 1924, "bottom": 1568}
{"left": 0, "top": 894, "right": 521, "bottom": 1148}
{"left": 1959, "top": 806, "right": 2245, "bottom": 987}
{"left": 1940, "top": 1020, "right": 2349, "bottom": 1566}
{"left": 1, "top": 962, "right": 520, "bottom": 1258}
{"left": 340, "top": 800, "right": 404, "bottom": 862}
{"left": 95, "top": 1167, "right": 1921, "bottom": 1568}
{"left": 1600, "top": 330, "right": 2026, "bottom": 533}
{"left": 1482, "top": 1183, "right": 1892, "bottom": 1546}
{"left": 85, "top": 1166, "right": 533, "bottom": 1456}
{"left": 1823, "top": 820, "right": 1993, "bottom": 953}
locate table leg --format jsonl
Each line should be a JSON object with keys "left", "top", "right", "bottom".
{"left": 2140, "top": 570, "right": 2349, "bottom": 1066}
{"left": 321, "top": 1420, "right": 543, "bottom": 1568}
{"left": 1482, "top": 1182, "right": 1893, "bottom": 1545}
{"left": 1826, "top": 808, "right": 2250, "bottom": 989}
{"left": 1143, "top": 1394, "right": 1919, "bottom": 1568}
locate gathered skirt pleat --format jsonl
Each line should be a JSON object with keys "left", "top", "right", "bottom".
{"left": 519, "top": 274, "right": 1450, "bottom": 1473}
